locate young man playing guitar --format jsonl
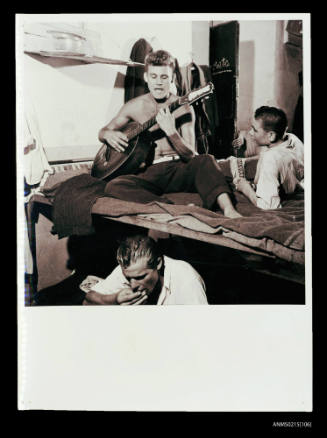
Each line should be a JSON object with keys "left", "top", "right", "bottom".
{"left": 98, "top": 50, "right": 242, "bottom": 218}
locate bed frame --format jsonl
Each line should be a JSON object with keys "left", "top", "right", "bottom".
{"left": 26, "top": 193, "right": 305, "bottom": 306}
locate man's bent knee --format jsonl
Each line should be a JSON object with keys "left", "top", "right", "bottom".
{"left": 190, "top": 154, "right": 217, "bottom": 169}
{"left": 192, "top": 154, "right": 216, "bottom": 163}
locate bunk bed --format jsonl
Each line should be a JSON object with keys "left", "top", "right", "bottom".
{"left": 27, "top": 161, "right": 305, "bottom": 298}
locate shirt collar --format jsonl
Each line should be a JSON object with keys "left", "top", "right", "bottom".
{"left": 273, "top": 133, "right": 298, "bottom": 150}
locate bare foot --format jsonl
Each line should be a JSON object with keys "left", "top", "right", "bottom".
{"left": 223, "top": 208, "right": 243, "bottom": 218}
{"left": 216, "top": 193, "right": 243, "bottom": 218}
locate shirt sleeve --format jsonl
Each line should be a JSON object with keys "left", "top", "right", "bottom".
{"left": 182, "top": 275, "right": 208, "bottom": 304}
{"left": 255, "top": 152, "right": 282, "bottom": 210}
{"left": 170, "top": 262, "right": 208, "bottom": 305}
{"left": 91, "top": 265, "right": 129, "bottom": 295}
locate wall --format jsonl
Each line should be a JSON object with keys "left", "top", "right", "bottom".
{"left": 22, "top": 19, "right": 194, "bottom": 163}
{"left": 274, "top": 21, "right": 302, "bottom": 131}
{"left": 23, "top": 55, "right": 114, "bottom": 160}
{"left": 191, "top": 21, "right": 210, "bottom": 65}
{"left": 236, "top": 20, "right": 302, "bottom": 131}
{"left": 237, "top": 20, "right": 277, "bottom": 131}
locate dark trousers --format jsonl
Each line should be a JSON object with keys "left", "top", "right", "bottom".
{"left": 104, "top": 154, "right": 232, "bottom": 210}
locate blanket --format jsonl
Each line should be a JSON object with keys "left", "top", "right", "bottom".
{"left": 43, "top": 173, "right": 107, "bottom": 238}
{"left": 41, "top": 171, "right": 305, "bottom": 263}
{"left": 92, "top": 191, "right": 305, "bottom": 251}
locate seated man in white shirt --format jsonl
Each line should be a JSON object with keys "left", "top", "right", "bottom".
{"left": 83, "top": 234, "right": 208, "bottom": 305}
{"left": 231, "top": 106, "right": 304, "bottom": 210}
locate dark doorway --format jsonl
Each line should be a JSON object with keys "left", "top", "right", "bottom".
{"left": 210, "top": 21, "right": 239, "bottom": 159}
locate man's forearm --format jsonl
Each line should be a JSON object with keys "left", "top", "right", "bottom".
{"left": 98, "top": 125, "right": 119, "bottom": 144}
{"left": 98, "top": 126, "right": 110, "bottom": 143}
{"left": 84, "top": 290, "right": 118, "bottom": 305}
{"left": 167, "top": 131, "right": 195, "bottom": 162}
{"left": 236, "top": 179, "right": 258, "bottom": 206}
{"left": 98, "top": 116, "right": 127, "bottom": 143}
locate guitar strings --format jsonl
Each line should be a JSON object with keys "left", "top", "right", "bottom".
{"left": 127, "top": 96, "right": 193, "bottom": 140}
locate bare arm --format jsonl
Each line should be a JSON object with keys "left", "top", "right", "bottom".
{"left": 234, "top": 178, "right": 258, "bottom": 206}
{"left": 83, "top": 290, "right": 119, "bottom": 305}
{"left": 98, "top": 105, "right": 132, "bottom": 153}
{"left": 83, "top": 288, "right": 148, "bottom": 306}
{"left": 156, "top": 105, "right": 196, "bottom": 162}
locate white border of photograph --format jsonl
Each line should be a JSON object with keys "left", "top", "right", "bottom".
{"left": 17, "top": 12, "right": 312, "bottom": 412}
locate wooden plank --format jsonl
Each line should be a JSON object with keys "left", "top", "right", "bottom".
{"left": 25, "top": 51, "right": 145, "bottom": 67}
{"left": 102, "top": 214, "right": 276, "bottom": 259}
{"left": 30, "top": 195, "right": 305, "bottom": 284}
{"left": 32, "top": 195, "right": 304, "bottom": 265}
{"left": 247, "top": 266, "right": 305, "bottom": 285}
{"left": 31, "top": 195, "right": 275, "bottom": 258}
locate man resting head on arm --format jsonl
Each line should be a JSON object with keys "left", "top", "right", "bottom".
{"left": 233, "top": 106, "right": 304, "bottom": 210}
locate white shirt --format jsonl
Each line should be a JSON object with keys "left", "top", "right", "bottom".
{"left": 255, "top": 133, "right": 304, "bottom": 210}
{"left": 91, "top": 256, "right": 208, "bottom": 305}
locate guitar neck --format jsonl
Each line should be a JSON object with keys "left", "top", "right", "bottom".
{"left": 126, "top": 83, "right": 214, "bottom": 140}
{"left": 129, "top": 99, "right": 181, "bottom": 140}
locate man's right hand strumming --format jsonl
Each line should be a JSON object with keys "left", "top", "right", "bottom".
{"left": 100, "top": 129, "right": 129, "bottom": 153}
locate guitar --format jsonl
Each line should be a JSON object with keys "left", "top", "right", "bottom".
{"left": 91, "top": 82, "right": 214, "bottom": 181}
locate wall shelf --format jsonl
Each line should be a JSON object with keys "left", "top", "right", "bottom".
{"left": 24, "top": 50, "right": 145, "bottom": 67}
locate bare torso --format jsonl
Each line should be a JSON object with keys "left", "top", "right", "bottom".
{"left": 124, "top": 93, "right": 194, "bottom": 160}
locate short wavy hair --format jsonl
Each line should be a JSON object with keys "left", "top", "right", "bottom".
{"left": 144, "top": 49, "right": 175, "bottom": 72}
{"left": 254, "top": 106, "right": 288, "bottom": 141}
{"left": 116, "top": 235, "right": 163, "bottom": 269}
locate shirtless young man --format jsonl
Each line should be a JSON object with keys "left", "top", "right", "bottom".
{"left": 99, "top": 50, "right": 242, "bottom": 218}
